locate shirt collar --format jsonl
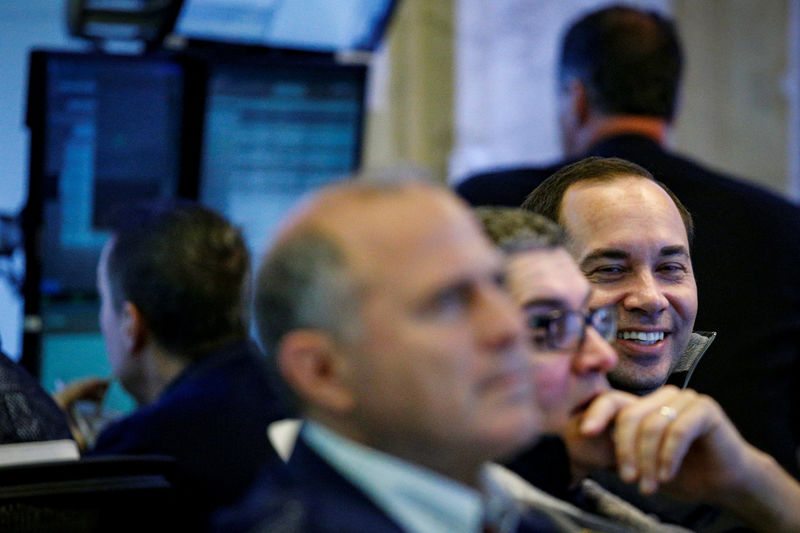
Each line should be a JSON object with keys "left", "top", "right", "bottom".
{"left": 303, "top": 421, "right": 486, "bottom": 533}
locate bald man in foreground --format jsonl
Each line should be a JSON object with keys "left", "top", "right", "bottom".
{"left": 247, "top": 178, "right": 562, "bottom": 532}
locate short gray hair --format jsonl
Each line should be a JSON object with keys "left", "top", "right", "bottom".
{"left": 475, "top": 207, "right": 566, "bottom": 254}
{"left": 254, "top": 230, "right": 363, "bottom": 411}
{"left": 255, "top": 230, "right": 360, "bottom": 356}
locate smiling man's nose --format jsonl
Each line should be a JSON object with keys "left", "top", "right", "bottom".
{"left": 624, "top": 272, "right": 669, "bottom": 316}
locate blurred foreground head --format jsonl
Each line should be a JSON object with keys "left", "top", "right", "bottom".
{"left": 255, "top": 174, "right": 541, "bottom": 485}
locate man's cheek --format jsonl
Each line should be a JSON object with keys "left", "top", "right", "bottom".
{"left": 530, "top": 361, "right": 567, "bottom": 411}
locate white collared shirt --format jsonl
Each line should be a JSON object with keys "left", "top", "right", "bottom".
{"left": 303, "top": 421, "right": 485, "bottom": 533}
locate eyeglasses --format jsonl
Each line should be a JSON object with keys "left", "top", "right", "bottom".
{"left": 527, "top": 305, "right": 617, "bottom": 352}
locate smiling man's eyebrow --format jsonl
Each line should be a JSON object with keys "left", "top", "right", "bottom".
{"left": 580, "top": 245, "right": 689, "bottom": 266}
{"left": 580, "top": 248, "right": 629, "bottom": 265}
{"left": 659, "top": 245, "right": 690, "bottom": 257}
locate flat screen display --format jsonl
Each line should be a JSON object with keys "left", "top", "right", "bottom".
{"left": 29, "top": 51, "right": 185, "bottom": 295}
{"left": 198, "top": 58, "right": 366, "bottom": 260}
{"left": 24, "top": 49, "right": 368, "bottom": 402}
{"left": 174, "top": 0, "right": 397, "bottom": 52}
{"left": 24, "top": 51, "right": 185, "bottom": 405}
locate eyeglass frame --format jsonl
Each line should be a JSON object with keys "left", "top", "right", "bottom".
{"left": 526, "top": 305, "right": 618, "bottom": 352}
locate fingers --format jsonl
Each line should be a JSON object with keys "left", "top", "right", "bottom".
{"left": 610, "top": 386, "right": 680, "bottom": 490}
{"left": 79, "top": 378, "right": 111, "bottom": 401}
{"left": 53, "top": 377, "right": 110, "bottom": 409}
{"left": 608, "top": 385, "right": 721, "bottom": 494}
{"left": 578, "top": 389, "right": 639, "bottom": 435}
{"left": 655, "top": 395, "right": 711, "bottom": 482}
{"left": 630, "top": 388, "right": 698, "bottom": 493}
{"left": 558, "top": 390, "right": 639, "bottom": 476}
{"left": 564, "top": 412, "right": 617, "bottom": 476}
{"left": 570, "top": 385, "right": 745, "bottom": 498}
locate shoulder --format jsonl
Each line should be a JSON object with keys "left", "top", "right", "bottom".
{"left": 92, "top": 345, "right": 287, "bottom": 456}
{"left": 161, "top": 342, "right": 287, "bottom": 420}
{"left": 218, "top": 441, "right": 405, "bottom": 533}
{"left": 0, "top": 352, "right": 49, "bottom": 397}
{"left": 89, "top": 405, "right": 165, "bottom": 454}
{"left": 593, "top": 138, "right": 800, "bottom": 234}
{"left": 286, "top": 438, "right": 406, "bottom": 532}
{"left": 629, "top": 143, "right": 798, "bottom": 213}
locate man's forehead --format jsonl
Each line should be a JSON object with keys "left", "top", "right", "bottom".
{"left": 563, "top": 175, "right": 672, "bottom": 209}
{"left": 306, "top": 186, "right": 495, "bottom": 287}
{"left": 561, "top": 176, "right": 689, "bottom": 247}
{"left": 580, "top": 244, "right": 690, "bottom": 263}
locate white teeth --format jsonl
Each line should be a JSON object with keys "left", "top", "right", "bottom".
{"left": 617, "top": 331, "right": 665, "bottom": 345}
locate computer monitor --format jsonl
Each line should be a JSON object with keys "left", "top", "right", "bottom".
{"left": 27, "top": 50, "right": 187, "bottom": 296}
{"left": 24, "top": 50, "right": 189, "bottom": 413}
{"left": 174, "top": 0, "right": 397, "bottom": 53}
{"left": 23, "top": 48, "right": 368, "bottom": 416}
{"left": 197, "top": 54, "right": 367, "bottom": 261}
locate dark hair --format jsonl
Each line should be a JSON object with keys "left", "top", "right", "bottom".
{"left": 522, "top": 156, "right": 694, "bottom": 244}
{"left": 474, "top": 207, "right": 565, "bottom": 253}
{"left": 559, "top": 5, "right": 683, "bottom": 120}
{"left": 105, "top": 200, "right": 249, "bottom": 358}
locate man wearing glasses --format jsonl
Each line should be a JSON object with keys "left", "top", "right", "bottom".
{"left": 477, "top": 208, "right": 618, "bottom": 440}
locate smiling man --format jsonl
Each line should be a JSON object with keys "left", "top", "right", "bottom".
{"left": 523, "top": 157, "right": 713, "bottom": 396}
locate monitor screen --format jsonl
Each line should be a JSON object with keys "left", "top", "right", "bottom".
{"left": 23, "top": 49, "right": 368, "bottom": 395}
{"left": 198, "top": 57, "right": 366, "bottom": 261}
{"left": 28, "top": 51, "right": 186, "bottom": 296}
{"left": 24, "top": 51, "right": 186, "bottom": 401}
{"left": 38, "top": 321, "right": 136, "bottom": 418}
{"left": 174, "top": 0, "right": 397, "bottom": 52}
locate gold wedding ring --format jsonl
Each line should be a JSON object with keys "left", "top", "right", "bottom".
{"left": 659, "top": 405, "right": 678, "bottom": 421}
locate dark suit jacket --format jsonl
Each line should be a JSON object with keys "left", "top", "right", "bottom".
{"left": 282, "top": 437, "right": 407, "bottom": 533}
{"left": 458, "top": 134, "right": 800, "bottom": 480}
{"left": 216, "top": 436, "right": 407, "bottom": 533}
{"left": 87, "top": 339, "right": 289, "bottom": 526}
{"left": 218, "top": 436, "right": 566, "bottom": 532}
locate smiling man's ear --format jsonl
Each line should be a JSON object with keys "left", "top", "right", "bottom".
{"left": 277, "top": 330, "right": 356, "bottom": 414}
